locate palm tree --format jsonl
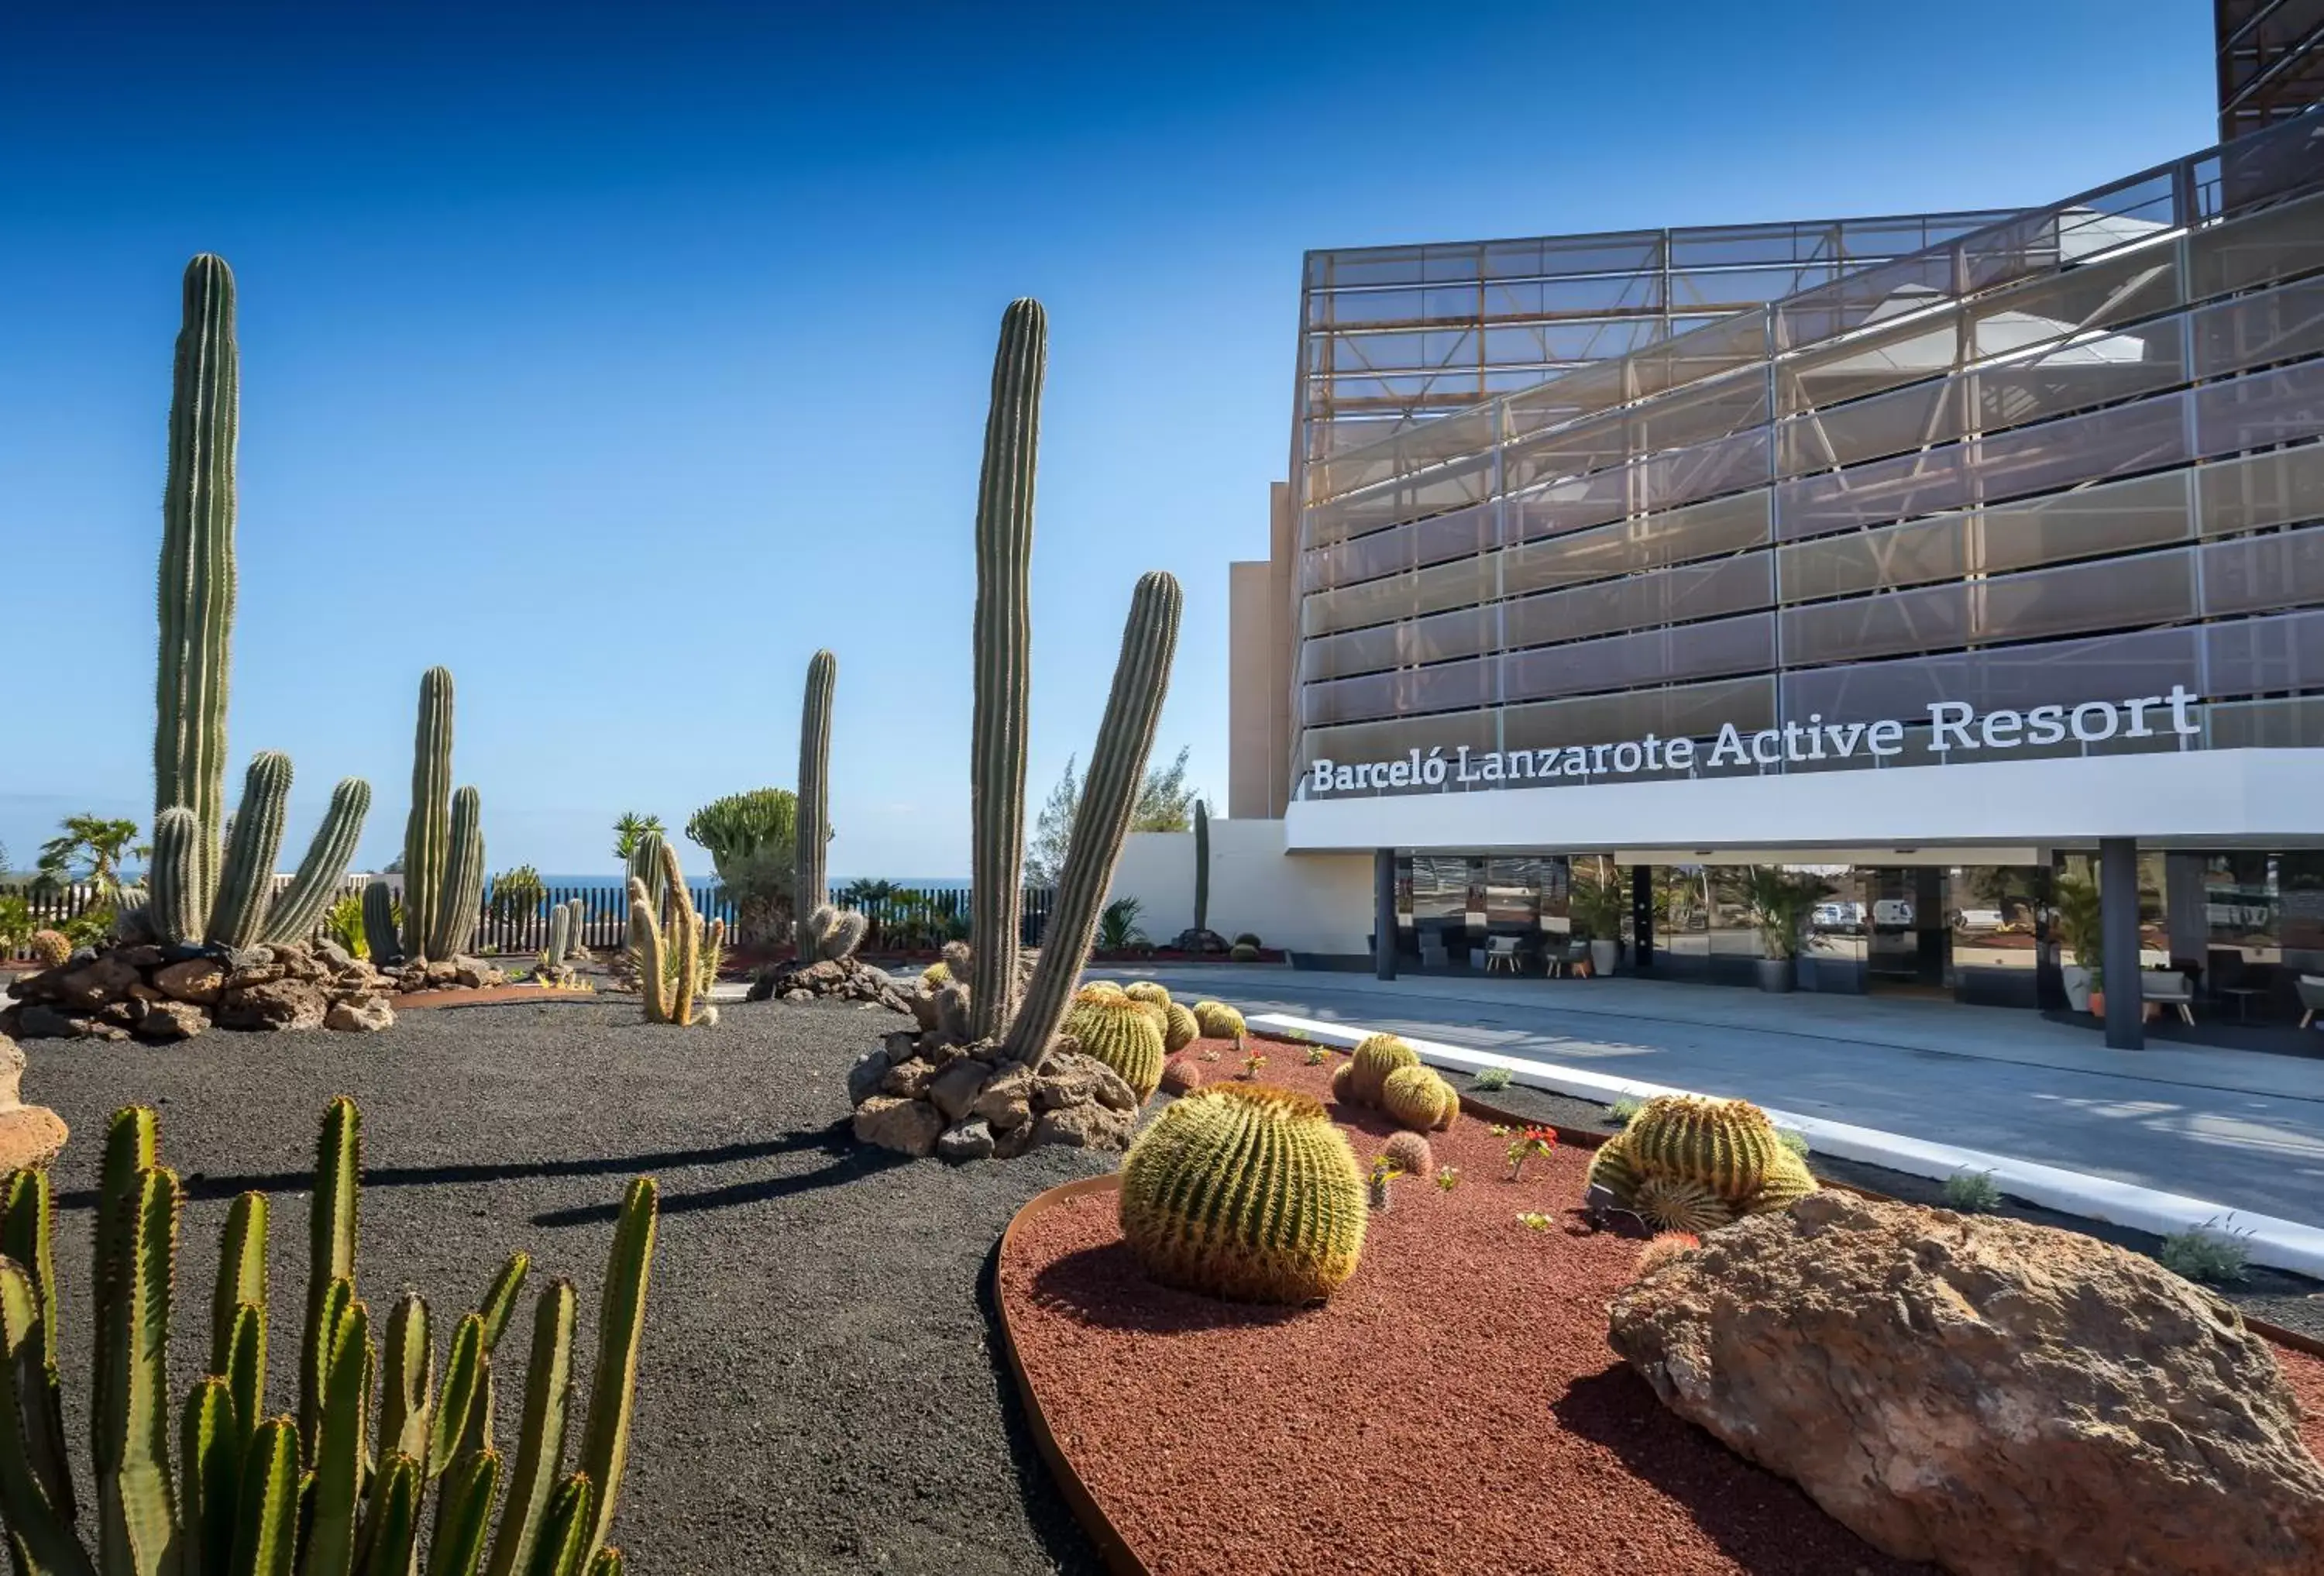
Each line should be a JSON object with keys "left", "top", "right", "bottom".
{"left": 36, "top": 815, "right": 140, "bottom": 902}
{"left": 838, "top": 879, "right": 900, "bottom": 947}
{"left": 612, "top": 812, "right": 666, "bottom": 864}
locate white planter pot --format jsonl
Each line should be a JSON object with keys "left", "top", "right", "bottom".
{"left": 1590, "top": 939, "right": 1618, "bottom": 976}
{"left": 2061, "top": 965, "right": 2092, "bottom": 1013}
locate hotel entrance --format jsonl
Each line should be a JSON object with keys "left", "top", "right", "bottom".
{"left": 1863, "top": 867, "right": 1948, "bottom": 997}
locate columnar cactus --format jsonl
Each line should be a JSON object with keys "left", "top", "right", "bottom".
{"left": 967, "top": 300, "right": 1043, "bottom": 1040}
{"left": 1119, "top": 1086, "right": 1367, "bottom": 1303}
{"left": 362, "top": 877, "right": 400, "bottom": 962}
{"left": 1584, "top": 1094, "right": 1818, "bottom": 1221}
{"left": 259, "top": 777, "right": 373, "bottom": 945}
{"left": 630, "top": 841, "right": 704, "bottom": 1027}
{"left": 433, "top": 785, "right": 488, "bottom": 961}
{"left": 0, "top": 1098, "right": 657, "bottom": 1572}
{"left": 1063, "top": 993, "right": 1166, "bottom": 1099}
{"left": 154, "top": 254, "right": 239, "bottom": 919}
{"left": 802, "top": 905, "right": 868, "bottom": 963}
{"left": 1347, "top": 1034, "right": 1421, "bottom": 1106}
{"left": 548, "top": 901, "right": 575, "bottom": 967}
{"left": 149, "top": 806, "right": 205, "bottom": 947}
{"left": 795, "top": 649, "right": 836, "bottom": 958}
{"left": 208, "top": 749, "right": 292, "bottom": 948}
{"left": 1002, "top": 571, "right": 1183, "bottom": 1067}
{"left": 402, "top": 666, "right": 456, "bottom": 961}
{"left": 1193, "top": 800, "right": 1209, "bottom": 937}
{"left": 148, "top": 254, "right": 373, "bottom": 951}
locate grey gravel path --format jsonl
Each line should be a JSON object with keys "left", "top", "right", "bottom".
{"left": 20, "top": 997, "right": 1109, "bottom": 1576}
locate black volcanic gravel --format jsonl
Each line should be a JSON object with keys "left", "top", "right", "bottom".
{"left": 19, "top": 996, "right": 1110, "bottom": 1575}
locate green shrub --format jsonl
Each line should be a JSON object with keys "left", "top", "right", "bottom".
{"left": 1776, "top": 1128, "right": 1810, "bottom": 1158}
{"left": 2157, "top": 1219, "right": 2252, "bottom": 1284}
{"left": 1470, "top": 1065, "right": 1512, "bottom": 1093}
{"left": 1608, "top": 1096, "right": 1643, "bottom": 1126}
{"left": 1941, "top": 1170, "right": 2003, "bottom": 1213}
{"left": 323, "top": 892, "right": 369, "bottom": 958}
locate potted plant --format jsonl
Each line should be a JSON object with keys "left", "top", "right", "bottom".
{"left": 1747, "top": 867, "right": 1833, "bottom": 993}
{"left": 2051, "top": 870, "right": 2100, "bottom": 1013}
{"left": 2086, "top": 961, "right": 2106, "bottom": 1020}
{"left": 1569, "top": 858, "right": 1626, "bottom": 976}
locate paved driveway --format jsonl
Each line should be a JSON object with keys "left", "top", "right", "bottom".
{"left": 1095, "top": 966, "right": 2324, "bottom": 1228}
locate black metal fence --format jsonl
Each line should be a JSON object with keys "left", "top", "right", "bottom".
{"left": 5, "top": 880, "right": 1055, "bottom": 961}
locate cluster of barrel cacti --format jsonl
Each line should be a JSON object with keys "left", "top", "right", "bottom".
{"left": 1063, "top": 989, "right": 1166, "bottom": 1099}
{"left": 1328, "top": 1033, "right": 1458, "bottom": 1132}
{"left": 627, "top": 835, "right": 722, "bottom": 1027}
{"left": 1583, "top": 1094, "right": 1820, "bottom": 1233}
{"left": 147, "top": 255, "right": 375, "bottom": 953}
{"left": 1118, "top": 1085, "right": 1367, "bottom": 1304}
{"left": 0, "top": 1096, "right": 656, "bottom": 1574}
{"left": 397, "top": 666, "right": 489, "bottom": 965}
{"left": 954, "top": 298, "right": 1182, "bottom": 1070}
{"left": 1189, "top": 1000, "right": 1245, "bottom": 1041}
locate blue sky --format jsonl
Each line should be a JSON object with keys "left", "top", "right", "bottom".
{"left": 0, "top": 0, "right": 2216, "bottom": 879}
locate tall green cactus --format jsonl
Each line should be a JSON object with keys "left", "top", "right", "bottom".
{"left": 625, "top": 832, "right": 668, "bottom": 922}
{"left": 208, "top": 750, "right": 291, "bottom": 948}
{"left": 795, "top": 649, "right": 835, "bottom": 958}
{"left": 362, "top": 877, "right": 400, "bottom": 963}
{"left": 155, "top": 254, "right": 238, "bottom": 924}
{"left": 403, "top": 666, "right": 456, "bottom": 962}
{"left": 968, "top": 299, "right": 1043, "bottom": 1040}
{"left": 260, "top": 778, "right": 373, "bottom": 945}
{"left": 149, "top": 807, "right": 205, "bottom": 947}
{"left": 1193, "top": 800, "right": 1209, "bottom": 938}
{"left": 433, "top": 786, "right": 487, "bottom": 962}
{"left": 0, "top": 1099, "right": 658, "bottom": 1572}
{"left": 1002, "top": 571, "right": 1182, "bottom": 1067}
{"left": 631, "top": 843, "right": 703, "bottom": 1027}
{"left": 547, "top": 902, "right": 575, "bottom": 968}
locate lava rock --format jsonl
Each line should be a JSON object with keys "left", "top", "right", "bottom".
{"left": 852, "top": 1096, "right": 944, "bottom": 1158}
{"left": 325, "top": 995, "right": 395, "bottom": 1033}
{"left": 937, "top": 1117, "right": 995, "bottom": 1163}
{"left": 215, "top": 979, "right": 329, "bottom": 1033}
{"left": 1607, "top": 1190, "right": 2324, "bottom": 1575}
{"left": 132, "top": 1001, "right": 210, "bottom": 1041}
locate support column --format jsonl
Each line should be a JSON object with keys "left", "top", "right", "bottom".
{"left": 1373, "top": 849, "right": 1397, "bottom": 982}
{"left": 1630, "top": 865, "right": 1654, "bottom": 976}
{"left": 2100, "top": 836, "right": 2144, "bottom": 1050}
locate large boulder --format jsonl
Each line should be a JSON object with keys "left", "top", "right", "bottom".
{"left": 153, "top": 958, "right": 228, "bottom": 1006}
{"left": 215, "top": 979, "right": 329, "bottom": 1033}
{"left": 0, "top": 1037, "right": 67, "bottom": 1170}
{"left": 1607, "top": 1191, "right": 2324, "bottom": 1576}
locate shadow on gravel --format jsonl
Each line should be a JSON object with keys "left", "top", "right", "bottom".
{"left": 529, "top": 1118, "right": 913, "bottom": 1227}
{"left": 1550, "top": 1365, "right": 1930, "bottom": 1575}
{"left": 55, "top": 1122, "right": 870, "bottom": 1212}
{"left": 977, "top": 1242, "right": 1108, "bottom": 1576}
{"left": 1026, "top": 1240, "right": 1311, "bottom": 1331}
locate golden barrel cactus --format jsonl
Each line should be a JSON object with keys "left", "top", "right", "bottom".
{"left": 1124, "top": 980, "right": 1171, "bottom": 1008}
{"left": 1584, "top": 1094, "right": 1817, "bottom": 1224}
{"left": 1162, "top": 1000, "right": 1199, "bottom": 1053}
{"left": 1063, "top": 993, "right": 1167, "bottom": 1100}
{"left": 1190, "top": 1000, "right": 1245, "bottom": 1040}
{"left": 1380, "top": 1065, "right": 1456, "bottom": 1133}
{"left": 1119, "top": 1085, "right": 1367, "bottom": 1304}
{"left": 27, "top": 930, "right": 70, "bottom": 970}
{"left": 1347, "top": 1034, "right": 1419, "bottom": 1106}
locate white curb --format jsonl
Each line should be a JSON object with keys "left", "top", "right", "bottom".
{"left": 1249, "top": 1011, "right": 2324, "bottom": 1280}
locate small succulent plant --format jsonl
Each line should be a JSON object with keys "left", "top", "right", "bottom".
{"left": 1942, "top": 1169, "right": 2003, "bottom": 1213}
{"left": 1303, "top": 1045, "right": 1327, "bottom": 1066}
{"left": 1776, "top": 1128, "right": 1811, "bottom": 1158}
{"left": 2157, "top": 1217, "right": 2253, "bottom": 1284}
{"left": 1515, "top": 1211, "right": 1556, "bottom": 1232}
{"left": 1470, "top": 1065, "right": 1512, "bottom": 1093}
{"left": 1609, "top": 1096, "right": 1644, "bottom": 1127}
{"left": 1240, "top": 1048, "right": 1268, "bottom": 1081}
{"left": 1434, "top": 1166, "right": 1461, "bottom": 1192}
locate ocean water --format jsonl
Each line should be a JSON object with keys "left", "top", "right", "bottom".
{"left": 526, "top": 875, "right": 970, "bottom": 893}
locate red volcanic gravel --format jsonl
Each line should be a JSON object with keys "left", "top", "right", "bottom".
{"left": 999, "top": 1038, "right": 2324, "bottom": 1576}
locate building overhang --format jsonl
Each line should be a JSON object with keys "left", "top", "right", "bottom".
{"left": 1281, "top": 747, "right": 2324, "bottom": 856}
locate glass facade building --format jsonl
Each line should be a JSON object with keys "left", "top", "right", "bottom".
{"left": 1242, "top": 113, "right": 2324, "bottom": 1024}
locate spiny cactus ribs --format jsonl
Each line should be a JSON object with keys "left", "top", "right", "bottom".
{"left": 0, "top": 1098, "right": 658, "bottom": 1570}
{"left": 1119, "top": 1085, "right": 1367, "bottom": 1304}
{"left": 1584, "top": 1093, "right": 1820, "bottom": 1228}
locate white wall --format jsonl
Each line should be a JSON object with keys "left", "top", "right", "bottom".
{"left": 1108, "top": 819, "right": 1372, "bottom": 955}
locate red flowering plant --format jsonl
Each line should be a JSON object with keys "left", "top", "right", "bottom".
{"left": 1505, "top": 1125, "right": 1557, "bottom": 1180}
